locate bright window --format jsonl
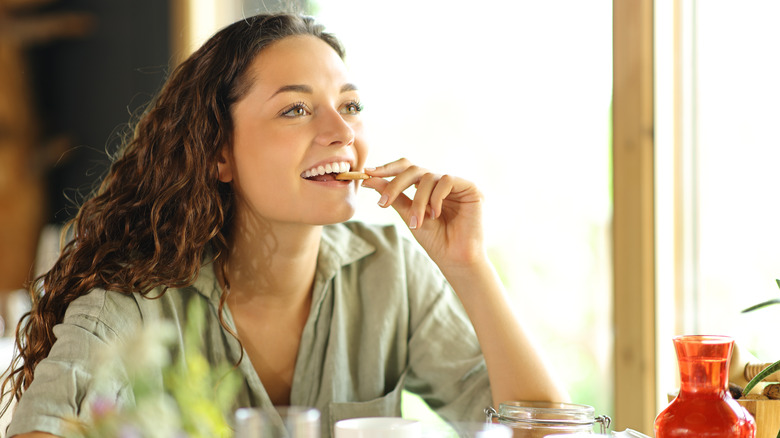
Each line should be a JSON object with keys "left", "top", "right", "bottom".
{"left": 695, "top": 1, "right": 780, "bottom": 358}
{"left": 655, "top": 0, "right": 780, "bottom": 402}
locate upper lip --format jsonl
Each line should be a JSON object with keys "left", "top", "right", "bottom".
{"left": 301, "top": 159, "right": 355, "bottom": 178}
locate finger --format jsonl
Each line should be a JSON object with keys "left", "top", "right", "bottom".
{"left": 408, "top": 172, "right": 439, "bottom": 229}
{"left": 390, "top": 193, "right": 414, "bottom": 222}
{"left": 364, "top": 157, "right": 413, "bottom": 178}
{"left": 360, "top": 177, "right": 390, "bottom": 193}
{"left": 362, "top": 176, "right": 417, "bottom": 223}
{"left": 361, "top": 176, "right": 389, "bottom": 203}
{"left": 429, "top": 174, "right": 455, "bottom": 219}
{"left": 373, "top": 165, "right": 430, "bottom": 209}
{"left": 361, "top": 176, "right": 407, "bottom": 211}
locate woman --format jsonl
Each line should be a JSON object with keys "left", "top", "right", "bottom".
{"left": 2, "top": 13, "right": 569, "bottom": 438}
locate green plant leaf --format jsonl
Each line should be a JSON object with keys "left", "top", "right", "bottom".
{"left": 743, "top": 359, "right": 780, "bottom": 395}
{"left": 741, "top": 298, "right": 780, "bottom": 313}
{"left": 741, "top": 280, "right": 780, "bottom": 313}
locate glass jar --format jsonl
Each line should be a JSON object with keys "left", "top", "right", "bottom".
{"left": 485, "top": 401, "right": 611, "bottom": 438}
{"left": 235, "top": 406, "right": 321, "bottom": 438}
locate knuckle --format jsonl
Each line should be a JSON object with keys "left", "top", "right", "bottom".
{"left": 384, "top": 182, "right": 404, "bottom": 196}
{"left": 420, "top": 173, "right": 436, "bottom": 184}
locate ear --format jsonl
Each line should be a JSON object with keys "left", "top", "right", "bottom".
{"left": 216, "top": 145, "right": 233, "bottom": 183}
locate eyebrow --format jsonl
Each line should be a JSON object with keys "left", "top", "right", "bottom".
{"left": 269, "top": 83, "right": 359, "bottom": 99}
{"left": 340, "top": 83, "right": 359, "bottom": 93}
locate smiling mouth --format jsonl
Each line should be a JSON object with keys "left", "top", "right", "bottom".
{"left": 302, "top": 161, "right": 351, "bottom": 182}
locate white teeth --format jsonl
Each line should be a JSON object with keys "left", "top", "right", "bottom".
{"left": 303, "top": 161, "right": 352, "bottom": 178}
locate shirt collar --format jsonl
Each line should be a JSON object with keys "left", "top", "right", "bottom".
{"left": 192, "top": 223, "right": 376, "bottom": 302}
{"left": 318, "top": 223, "right": 376, "bottom": 270}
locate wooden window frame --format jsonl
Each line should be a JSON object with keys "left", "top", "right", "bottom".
{"left": 613, "top": 0, "right": 657, "bottom": 433}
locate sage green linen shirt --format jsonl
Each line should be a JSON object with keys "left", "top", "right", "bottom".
{"left": 8, "top": 222, "right": 492, "bottom": 437}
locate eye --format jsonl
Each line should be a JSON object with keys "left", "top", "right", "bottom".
{"left": 340, "top": 100, "right": 364, "bottom": 116}
{"left": 280, "top": 102, "right": 311, "bottom": 118}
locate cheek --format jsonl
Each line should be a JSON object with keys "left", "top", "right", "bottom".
{"left": 352, "top": 125, "right": 369, "bottom": 166}
{"left": 235, "top": 147, "right": 297, "bottom": 185}
{"left": 356, "top": 144, "right": 369, "bottom": 168}
{"left": 233, "top": 127, "right": 301, "bottom": 174}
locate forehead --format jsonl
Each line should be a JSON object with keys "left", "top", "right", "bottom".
{"left": 246, "top": 34, "right": 350, "bottom": 94}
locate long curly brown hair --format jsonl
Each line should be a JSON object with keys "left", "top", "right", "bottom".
{"left": 1, "top": 13, "right": 345, "bottom": 412}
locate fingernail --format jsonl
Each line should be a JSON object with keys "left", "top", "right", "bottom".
{"left": 378, "top": 194, "right": 389, "bottom": 207}
{"left": 365, "top": 167, "right": 376, "bottom": 171}
{"left": 409, "top": 216, "right": 418, "bottom": 229}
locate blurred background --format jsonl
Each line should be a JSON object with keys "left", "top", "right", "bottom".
{"left": 1, "top": 0, "right": 779, "bottom": 435}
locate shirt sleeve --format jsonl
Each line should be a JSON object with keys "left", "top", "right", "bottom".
{"left": 401, "top": 240, "right": 493, "bottom": 423}
{"left": 6, "top": 289, "right": 137, "bottom": 437}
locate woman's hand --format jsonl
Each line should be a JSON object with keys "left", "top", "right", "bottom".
{"left": 361, "top": 158, "right": 486, "bottom": 271}
{"left": 363, "top": 158, "right": 571, "bottom": 405}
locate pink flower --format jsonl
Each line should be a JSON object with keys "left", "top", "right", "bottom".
{"left": 90, "top": 397, "right": 115, "bottom": 418}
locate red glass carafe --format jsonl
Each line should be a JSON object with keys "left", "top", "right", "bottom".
{"left": 655, "top": 335, "right": 756, "bottom": 437}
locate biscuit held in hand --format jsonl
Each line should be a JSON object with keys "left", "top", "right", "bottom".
{"left": 335, "top": 172, "right": 371, "bottom": 180}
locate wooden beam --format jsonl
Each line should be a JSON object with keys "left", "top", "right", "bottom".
{"left": 612, "top": 0, "right": 657, "bottom": 434}
{"left": 169, "top": 0, "right": 191, "bottom": 68}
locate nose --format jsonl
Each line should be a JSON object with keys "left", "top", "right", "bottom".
{"left": 315, "top": 107, "right": 355, "bottom": 147}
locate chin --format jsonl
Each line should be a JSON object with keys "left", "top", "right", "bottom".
{"left": 310, "top": 208, "right": 357, "bottom": 226}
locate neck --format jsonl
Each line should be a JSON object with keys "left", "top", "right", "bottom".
{"left": 223, "top": 214, "right": 322, "bottom": 308}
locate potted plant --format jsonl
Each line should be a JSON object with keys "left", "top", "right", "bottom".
{"left": 739, "top": 279, "right": 780, "bottom": 438}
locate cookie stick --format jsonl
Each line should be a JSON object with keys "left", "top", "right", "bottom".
{"left": 335, "top": 172, "right": 371, "bottom": 181}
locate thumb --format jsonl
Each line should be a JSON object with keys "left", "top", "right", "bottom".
{"left": 361, "top": 178, "right": 413, "bottom": 220}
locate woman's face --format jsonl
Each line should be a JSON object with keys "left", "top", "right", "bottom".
{"left": 219, "top": 34, "right": 368, "bottom": 228}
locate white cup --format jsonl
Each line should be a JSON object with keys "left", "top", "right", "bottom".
{"left": 419, "top": 421, "right": 513, "bottom": 437}
{"left": 334, "top": 417, "right": 421, "bottom": 438}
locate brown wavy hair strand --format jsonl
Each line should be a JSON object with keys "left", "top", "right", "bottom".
{"left": 1, "top": 13, "right": 345, "bottom": 413}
